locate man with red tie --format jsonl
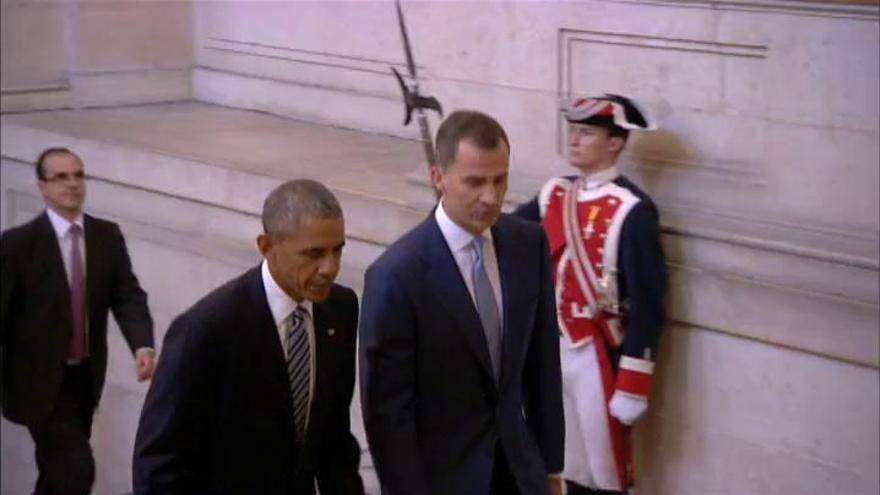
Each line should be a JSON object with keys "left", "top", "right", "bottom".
{"left": 516, "top": 95, "right": 667, "bottom": 495}
{"left": 1, "top": 147, "right": 156, "bottom": 494}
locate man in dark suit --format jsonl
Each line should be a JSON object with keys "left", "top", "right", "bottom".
{"left": 359, "top": 110, "right": 564, "bottom": 495}
{"left": 1, "top": 147, "right": 156, "bottom": 495}
{"left": 133, "top": 179, "right": 364, "bottom": 494}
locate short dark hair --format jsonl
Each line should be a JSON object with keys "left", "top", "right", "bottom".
{"left": 35, "top": 147, "right": 77, "bottom": 180}
{"left": 605, "top": 123, "right": 630, "bottom": 143}
{"left": 435, "top": 110, "right": 510, "bottom": 170}
{"left": 261, "top": 179, "right": 342, "bottom": 235}
{"left": 577, "top": 116, "right": 630, "bottom": 143}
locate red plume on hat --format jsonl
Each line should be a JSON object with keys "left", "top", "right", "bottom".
{"left": 562, "top": 94, "right": 656, "bottom": 130}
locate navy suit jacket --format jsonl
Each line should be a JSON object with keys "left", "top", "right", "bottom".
{"left": 133, "top": 267, "right": 363, "bottom": 495}
{"left": 359, "top": 213, "right": 564, "bottom": 495}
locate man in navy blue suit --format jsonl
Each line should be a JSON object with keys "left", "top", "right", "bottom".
{"left": 359, "top": 110, "right": 564, "bottom": 495}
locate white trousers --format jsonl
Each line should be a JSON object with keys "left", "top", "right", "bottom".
{"left": 561, "top": 339, "right": 621, "bottom": 491}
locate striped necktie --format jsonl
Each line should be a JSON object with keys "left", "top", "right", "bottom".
{"left": 285, "top": 307, "right": 310, "bottom": 441}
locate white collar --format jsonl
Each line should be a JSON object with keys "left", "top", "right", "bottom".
{"left": 581, "top": 165, "right": 620, "bottom": 190}
{"left": 46, "top": 208, "right": 84, "bottom": 238}
{"left": 434, "top": 199, "right": 492, "bottom": 254}
{"left": 261, "top": 260, "right": 312, "bottom": 327}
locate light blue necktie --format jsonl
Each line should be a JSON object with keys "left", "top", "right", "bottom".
{"left": 285, "top": 307, "right": 310, "bottom": 441}
{"left": 472, "top": 236, "right": 501, "bottom": 380}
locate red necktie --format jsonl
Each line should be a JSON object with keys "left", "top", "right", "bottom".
{"left": 68, "top": 224, "right": 88, "bottom": 361}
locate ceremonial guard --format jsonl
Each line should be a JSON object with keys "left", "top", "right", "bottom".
{"left": 516, "top": 94, "right": 667, "bottom": 494}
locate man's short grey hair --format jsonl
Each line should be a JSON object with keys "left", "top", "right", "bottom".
{"left": 262, "top": 179, "right": 342, "bottom": 235}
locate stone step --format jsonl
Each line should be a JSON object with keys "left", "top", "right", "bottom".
{"left": 3, "top": 99, "right": 878, "bottom": 495}
{"left": 2, "top": 100, "right": 433, "bottom": 494}
{"left": 0, "top": 101, "right": 439, "bottom": 294}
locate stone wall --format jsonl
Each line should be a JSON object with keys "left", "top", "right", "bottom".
{"left": 0, "top": 104, "right": 416, "bottom": 493}
{"left": 1, "top": 0, "right": 193, "bottom": 112}
{"left": 1, "top": 1, "right": 878, "bottom": 493}
{"left": 191, "top": 4, "right": 880, "bottom": 489}
{"left": 0, "top": 158, "right": 261, "bottom": 494}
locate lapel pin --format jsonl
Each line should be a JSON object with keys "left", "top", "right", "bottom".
{"left": 327, "top": 328, "right": 336, "bottom": 337}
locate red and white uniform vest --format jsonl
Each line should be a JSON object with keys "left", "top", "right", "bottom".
{"left": 538, "top": 172, "right": 656, "bottom": 491}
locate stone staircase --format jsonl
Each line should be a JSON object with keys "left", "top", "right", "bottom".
{"left": 1, "top": 101, "right": 439, "bottom": 289}
{"left": 0, "top": 100, "right": 448, "bottom": 494}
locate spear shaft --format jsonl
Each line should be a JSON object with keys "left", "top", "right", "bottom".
{"left": 392, "top": 0, "right": 443, "bottom": 179}
{"left": 394, "top": 0, "right": 437, "bottom": 166}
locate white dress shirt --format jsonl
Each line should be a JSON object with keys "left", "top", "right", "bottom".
{"left": 434, "top": 200, "right": 504, "bottom": 327}
{"left": 261, "top": 260, "right": 315, "bottom": 429}
{"left": 582, "top": 164, "right": 620, "bottom": 191}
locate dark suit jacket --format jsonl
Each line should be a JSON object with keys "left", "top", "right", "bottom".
{"left": 0, "top": 211, "right": 154, "bottom": 426}
{"left": 359, "top": 213, "right": 564, "bottom": 495}
{"left": 132, "top": 266, "right": 364, "bottom": 495}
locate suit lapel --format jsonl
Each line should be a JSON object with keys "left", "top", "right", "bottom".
{"left": 242, "top": 268, "right": 296, "bottom": 423}
{"left": 83, "top": 215, "right": 101, "bottom": 320}
{"left": 306, "top": 301, "right": 333, "bottom": 450}
{"left": 493, "top": 216, "right": 530, "bottom": 391}
{"left": 34, "top": 213, "right": 71, "bottom": 319}
{"left": 422, "top": 217, "right": 496, "bottom": 382}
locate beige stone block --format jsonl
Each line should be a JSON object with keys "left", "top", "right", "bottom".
{"left": 1, "top": 86, "right": 72, "bottom": 113}
{"left": 193, "top": 67, "right": 407, "bottom": 139}
{"left": 196, "top": 36, "right": 396, "bottom": 100}
{"left": 69, "top": 68, "right": 191, "bottom": 107}
{"left": 568, "top": 32, "right": 729, "bottom": 112}
{"left": 0, "top": 103, "right": 431, "bottom": 248}
{"left": 71, "top": 1, "right": 193, "bottom": 72}
{"left": 670, "top": 263, "right": 878, "bottom": 366}
{"left": 638, "top": 326, "right": 880, "bottom": 494}
{"left": 91, "top": 383, "right": 150, "bottom": 494}
{"left": 719, "top": 10, "right": 880, "bottom": 132}
{"left": 666, "top": 231, "right": 877, "bottom": 308}
{"left": 0, "top": 419, "right": 36, "bottom": 494}
{"left": 409, "top": 2, "right": 559, "bottom": 89}
{"left": 0, "top": 1, "right": 67, "bottom": 89}
{"left": 194, "top": 1, "right": 400, "bottom": 66}
{"left": 761, "top": 122, "right": 880, "bottom": 233}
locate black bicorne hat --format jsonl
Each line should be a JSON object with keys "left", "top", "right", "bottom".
{"left": 562, "top": 94, "right": 656, "bottom": 130}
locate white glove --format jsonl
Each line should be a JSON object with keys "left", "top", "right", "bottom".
{"left": 608, "top": 390, "right": 648, "bottom": 426}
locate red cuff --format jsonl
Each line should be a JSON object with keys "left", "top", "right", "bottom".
{"left": 616, "top": 355, "right": 654, "bottom": 398}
